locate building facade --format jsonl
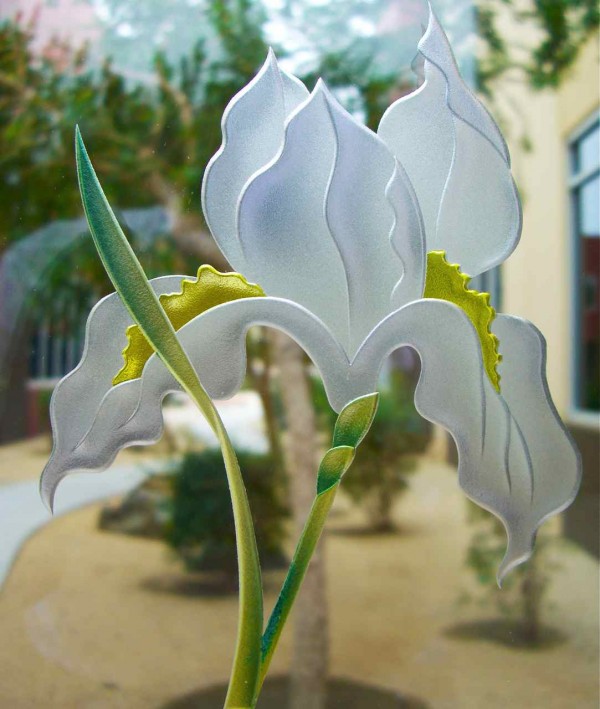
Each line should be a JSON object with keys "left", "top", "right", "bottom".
{"left": 500, "top": 34, "right": 600, "bottom": 555}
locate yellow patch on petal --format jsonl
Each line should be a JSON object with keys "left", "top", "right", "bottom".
{"left": 113, "top": 266, "right": 265, "bottom": 385}
{"left": 424, "top": 251, "right": 501, "bottom": 392}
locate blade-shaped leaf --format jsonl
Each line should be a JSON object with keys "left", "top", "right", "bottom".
{"left": 75, "top": 128, "right": 214, "bottom": 420}
{"left": 56, "top": 133, "right": 263, "bottom": 705}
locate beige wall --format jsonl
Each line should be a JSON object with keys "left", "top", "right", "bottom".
{"left": 498, "top": 33, "right": 599, "bottom": 418}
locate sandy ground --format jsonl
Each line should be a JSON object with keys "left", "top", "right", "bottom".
{"left": 0, "top": 456, "right": 597, "bottom": 709}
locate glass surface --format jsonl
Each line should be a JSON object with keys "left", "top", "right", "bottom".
{"left": 0, "top": 2, "right": 598, "bottom": 708}
{"left": 575, "top": 123, "right": 600, "bottom": 174}
{"left": 579, "top": 174, "right": 600, "bottom": 237}
{"left": 572, "top": 121, "right": 600, "bottom": 413}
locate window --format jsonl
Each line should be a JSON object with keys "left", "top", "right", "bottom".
{"left": 570, "top": 115, "right": 600, "bottom": 414}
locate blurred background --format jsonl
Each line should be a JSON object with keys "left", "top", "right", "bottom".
{"left": 0, "top": 0, "right": 598, "bottom": 707}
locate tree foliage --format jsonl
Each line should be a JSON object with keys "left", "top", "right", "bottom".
{"left": 0, "top": 1, "right": 271, "bottom": 255}
{"left": 0, "top": 0, "right": 596, "bottom": 299}
{"left": 477, "top": 0, "right": 599, "bottom": 92}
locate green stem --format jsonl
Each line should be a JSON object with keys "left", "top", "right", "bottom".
{"left": 253, "top": 393, "right": 379, "bottom": 706}
{"left": 75, "top": 128, "right": 263, "bottom": 708}
{"left": 257, "top": 481, "right": 340, "bottom": 696}
{"left": 203, "top": 401, "right": 263, "bottom": 709}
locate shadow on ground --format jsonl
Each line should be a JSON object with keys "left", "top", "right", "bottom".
{"left": 328, "top": 523, "right": 420, "bottom": 539}
{"left": 141, "top": 570, "right": 285, "bottom": 598}
{"left": 163, "top": 676, "right": 429, "bottom": 708}
{"left": 444, "top": 618, "right": 567, "bottom": 650}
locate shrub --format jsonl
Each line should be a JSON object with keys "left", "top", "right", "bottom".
{"left": 166, "top": 449, "right": 289, "bottom": 576}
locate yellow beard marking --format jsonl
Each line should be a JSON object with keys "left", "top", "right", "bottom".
{"left": 424, "top": 251, "right": 501, "bottom": 392}
{"left": 112, "top": 265, "right": 265, "bottom": 385}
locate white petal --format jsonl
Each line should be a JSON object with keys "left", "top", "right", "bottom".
{"left": 352, "top": 300, "right": 581, "bottom": 581}
{"left": 201, "top": 50, "right": 309, "bottom": 271}
{"left": 324, "top": 85, "right": 425, "bottom": 349}
{"left": 491, "top": 315, "right": 581, "bottom": 580}
{"left": 238, "top": 81, "right": 424, "bottom": 356}
{"left": 378, "top": 8, "right": 521, "bottom": 276}
{"left": 419, "top": 9, "right": 509, "bottom": 161}
{"left": 378, "top": 62, "right": 454, "bottom": 259}
{"left": 41, "top": 274, "right": 185, "bottom": 495}
{"left": 436, "top": 119, "right": 522, "bottom": 275}
{"left": 40, "top": 295, "right": 358, "bottom": 507}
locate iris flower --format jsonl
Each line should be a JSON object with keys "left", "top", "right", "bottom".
{"left": 40, "top": 8, "right": 580, "bottom": 705}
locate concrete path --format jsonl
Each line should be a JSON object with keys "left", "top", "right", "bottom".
{"left": 0, "top": 463, "right": 155, "bottom": 590}
{"left": 0, "top": 390, "right": 268, "bottom": 590}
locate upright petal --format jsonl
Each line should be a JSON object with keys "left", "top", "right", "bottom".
{"left": 238, "top": 81, "right": 424, "bottom": 356}
{"left": 419, "top": 9, "right": 509, "bottom": 161}
{"left": 378, "top": 7, "right": 521, "bottom": 276}
{"left": 201, "top": 50, "right": 309, "bottom": 271}
{"left": 351, "top": 300, "right": 580, "bottom": 581}
{"left": 379, "top": 62, "right": 454, "bottom": 261}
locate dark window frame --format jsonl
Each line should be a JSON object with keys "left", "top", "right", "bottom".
{"left": 569, "top": 112, "right": 600, "bottom": 417}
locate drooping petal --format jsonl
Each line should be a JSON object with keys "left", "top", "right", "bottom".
{"left": 40, "top": 274, "right": 185, "bottom": 505}
{"left": 201, "top": 50, "right": 309, "bottom": 272}
{"left": 42, "top": 285, "right": 580, "bottom": 575}
{"left": 238, "top": 80, "right": 424, "bottom": 356}
{"left": 40, "top": 270, "right": 265, "bottom": 509}
{"left": 378, "top": 8, "right": 521, "bottom": 276}
{"left": 491, "top": 315, "right": 581, "bottom": 580}
{"left": 40, "top": 294, "right": 355, "bottom": 506}
{"left": 351, "top": 300, "right": 581, "bottom": 581}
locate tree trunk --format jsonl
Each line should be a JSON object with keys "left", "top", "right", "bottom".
{"left": 272, "top": 331, "right": 328, "bottom": 709}
{"left": 368, "top": 478, "right": 394, "bottom": 533}
{"left": 145, "top": 170, "right": 229, "bottom": 271}
{"left": 246, "top": 327, "right": 285, "bottom": 475}
{"left": 521, "top": 554, "right": 542, "bottom": 644}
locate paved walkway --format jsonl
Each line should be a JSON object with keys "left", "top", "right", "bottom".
{"left": 0, "top": 464, "right": 153, "bottom": 589}
{"left": 0, "top": 391, "right": 268, "bottom": 590}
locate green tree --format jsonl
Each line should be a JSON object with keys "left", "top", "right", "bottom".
{"left": 0, "top": 2, "right": 271, "bottom": 261}
{"left": 477, "top": 0, "right": 599, "bottom": 91}
{"left": 463, "top": 502, "right": 557, "bottom": 646}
